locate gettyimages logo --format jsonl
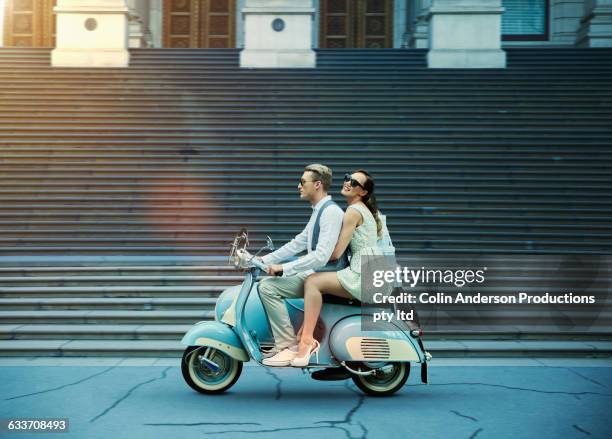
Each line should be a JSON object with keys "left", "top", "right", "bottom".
{"left": 360, "top": 254, "right": 610, "bottom": 332}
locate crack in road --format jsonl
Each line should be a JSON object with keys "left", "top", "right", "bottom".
{"left": 531, "top": 359, "right": 606, "bottom": 389}
{"left": 450, "top": 410, "right": 478, "bottom": 422}
{"left": 202, "top": 425, "right": 338, "bottom": 436}
{"left": 89, "top": 366, "right": 171, "bottom": 423}
{"left": 263, "top": 368, "right": 282, "bottom": 400}
{"left": 201, "top": 381, "right": 368, "bottom": 439}
{"left": 566, "top": 368, "right": 606, "bottom": 388}
{"left": 5, "top": 364, "right": 119, "bottom": 400}
{"left": 468, "top": 427, "right": 483, "bottom": 439}
{"left": 573, "top": 424, "right": 591, "bottom": 436}
{"left": 429, "top": 382, "right": 612, "bottom": 397}
{"left": 313, "top": 381, "right": 368, "bottom": 439}
{"left": 144, "top": 422, "right": 261, "bottom": 427}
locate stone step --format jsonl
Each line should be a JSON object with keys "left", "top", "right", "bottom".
{"left": 0, "top": 324, "right": 192, "bottom": 340}
{"left": 6, "top": 195, "right": 603, "bottom": 207}
{"left": 0, "top": 310, "right": 214, "bottom": 324}
{"left": 1, "top": 163, "right": 610, "bottom": 172}
{"left": 0, "top": 247, "right": 607, "bottom": 255}
{"left": 0, "top": 275, "right": 242, "bottom": 287}
{"left": 2, "top": 139, "right": 610, "bottom": 148}
{"left": 0, "top": 264, "right": 234, "bottom": 274}
{"left": 0, "top": 309, "right": 608, "bottom": 325}
{"left": 0, "top": 339, "right": 609, "bottom": 358}
{"left": 0, "top": 255, "right": 229, "bottom": 268}
{"left": 5, "top": 90, "right": 612, "bottom": 99}
{"left": 0, "top": 237, "right": 609, "bottom": 250}
{"left": 1, "top": 232, "right": 609, "bottom": 245}
{"left": 2, "top": 64, "right": 612, "bottom": 73}
{"left": 0, "top": 286, "right": 225, "bottom": 298}
{"left": 3, "top": 109, "right": 612, "bottom": 118}
{"left": 0, "top": 324, "right": 609, "bottom": 341}
{"left": 0, "top": 152, "right": 609, "bottom": 160}
{"left": 0, "top": 220, "right": 609, "bottom": 231}
{"left": 0, "top": 297, "right": 217, "bottom": 310}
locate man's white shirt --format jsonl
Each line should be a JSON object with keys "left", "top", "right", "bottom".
{"left": 261, "top": 195, "right": 343, "bottom": 277}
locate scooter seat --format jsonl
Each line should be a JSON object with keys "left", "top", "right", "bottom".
{"left": 323, "top": 295, "right": 361, "bottom": 307}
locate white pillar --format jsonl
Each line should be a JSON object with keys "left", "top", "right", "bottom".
{"left": 394, "top": 0, "right": 408, "bottom": 48}
{"left": 552, "top": 0, "right": 584, "bottom": 45}
{"left": 149, "top": 0, "right": 162, "bottom": 48}
{"left": 427, "top": 0, "right": 506, "bottom": 68}
{"left": 0, "top": 0, "right": 5, "bottom": 47}
{"left": 576, "top": 0, "right": 612, "bottom": 47}
{"left": 127, "top": 0, "right": 152, "bottom": 48}
{"left": 410, "top": 0, "right": 431, "bottom": 48}
{"left": 240, "top": 0, "right": 316, "bottom": 68}
{"left": 51, "top": 0, "right": 130, "bottom": 68}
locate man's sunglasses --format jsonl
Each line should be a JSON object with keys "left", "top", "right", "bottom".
{"left": 299, "top": 178, "right": 319, "bottom": 186}
{"left": 344, "top": 173, "right": 365, "bottom": 189}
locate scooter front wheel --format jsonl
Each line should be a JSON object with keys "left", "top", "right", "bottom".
{"left": 351, "top": 362, "right": 410, "bottom": 396}
{"left": 182, "top": 346, "right": 243, "bottom": 394}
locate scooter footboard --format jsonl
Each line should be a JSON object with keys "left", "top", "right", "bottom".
{"left": 329, "top": 316, "right": 424, "bottom": 363}
{"left": 181, "top": 321, "right": 249, "bottom": 362}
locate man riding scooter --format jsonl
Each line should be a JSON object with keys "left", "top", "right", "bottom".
{"left": 258, "top": 163, "right": 346, "bottom": 370}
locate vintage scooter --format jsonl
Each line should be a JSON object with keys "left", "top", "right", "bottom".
{"left": 181, "top": 229, "right": 431, "bottom": 396}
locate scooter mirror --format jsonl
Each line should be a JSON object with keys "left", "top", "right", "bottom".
{"left": 265, "top": 236, "right": 275, "bottom": 251}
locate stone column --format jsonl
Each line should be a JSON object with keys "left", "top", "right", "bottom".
{"left": 427, "top": 0, "right": 506, "bottom": 68}
{"left": 0, "top": 10, "right": 3, "bottom": 48}
{"left": 552, "top": 0, "right": 584, "bottom": 45}
{"left": 240, "top": 0, "right": 316, "bottom": 68}
{"left": 127, "top": 0, "right": 152, "bottom": 48}
{"left": 409, "top": 0, "right": 432, "bottom": 49}
{"left": 576, "top": 0, "right": 612, "bottom": 47}
{"left": 51, "top": 0, "right": 130, "bottom": 67}
{"left": 148, "top": 0, "right": 162, "bottom": 48}
{"left": 394, "top": 0, "right": 408, "bottom": 48}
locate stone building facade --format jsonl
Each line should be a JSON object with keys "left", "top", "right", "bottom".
{"left": 2, "top": 1, "right": 611, "bottom": 49}
{"left": 1, "top": 1, "right": 611, "bottom": 68}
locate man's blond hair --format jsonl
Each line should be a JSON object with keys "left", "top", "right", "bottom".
{"left": 304, "top": 163, "right": 332, "bottom": 191}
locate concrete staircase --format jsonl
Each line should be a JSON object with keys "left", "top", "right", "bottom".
{"left": 0, "top": 47, "right": 611, "bottom": 357}
{"left": 0, "top": 264, "right": 228, "bottom": 356}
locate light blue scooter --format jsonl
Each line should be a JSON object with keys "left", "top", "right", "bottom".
{"left": 181, "top": 229, "right": 431, "bottom": 396}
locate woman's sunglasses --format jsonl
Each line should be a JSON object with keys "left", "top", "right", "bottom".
{"left": 344, "top": 173, "right": 365, "bottom": 189}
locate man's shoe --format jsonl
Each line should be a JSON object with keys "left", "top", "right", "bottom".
{"left": 311, "top": 367, "right": 351, "bottom": 381}
{"left": 261, "top": 346, "right": 298, "bottom": 366}
{"left": 261, "top": 344, "right": 297, "bottom": 359}
{"left": 260, "top": 346, "right": 279, "bottom": 359}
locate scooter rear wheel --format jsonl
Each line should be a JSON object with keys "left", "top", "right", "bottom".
{"left": 351, "top": 362, "right": 410, "bottom": 396}
{"left": 182, "top": 346, "right": 243, "bottom": 394}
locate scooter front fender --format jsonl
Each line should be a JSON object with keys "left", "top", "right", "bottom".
{"left": 181, "top": 321, "right": 249, "bottom": 362}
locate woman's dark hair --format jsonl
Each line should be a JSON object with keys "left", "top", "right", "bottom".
{"left": 354, "top": 169, "right": 382, "bottom": 238}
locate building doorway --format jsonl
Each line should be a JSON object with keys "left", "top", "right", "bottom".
{"left": 2, "top": 0, "right": 56, "bottom": 47}
{"left": 319, "top": 0, "right": 394, "bottom": 48}
{"left": 163, "top": 0, "right": 236, "bottom": 48}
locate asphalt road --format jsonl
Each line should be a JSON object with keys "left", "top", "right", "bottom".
{"left": 1, "top": 358, "right": 611, "bottom": 439}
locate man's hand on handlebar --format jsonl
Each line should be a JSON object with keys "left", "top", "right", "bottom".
{"left": 266, "top": 264, "right": 284, "bottom": 277}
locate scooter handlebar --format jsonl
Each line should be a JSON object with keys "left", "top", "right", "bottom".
{"left": 236, "top": 249, "right": 268, "bottom": 271}
{"left": 250, "top": 258, "right": 267, "bottom": 271}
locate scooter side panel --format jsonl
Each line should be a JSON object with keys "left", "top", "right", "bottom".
{"left": 216, "top": 284, "right": 242, "bottom": 324}
{"left": 243, "top": 281, "right": 275, "bottom": 345}
{"left": 329, "top": 316, "right": 424, "bottom": 363}
{"left": 181, "top": 321, "right": 249, "bottom": 362}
